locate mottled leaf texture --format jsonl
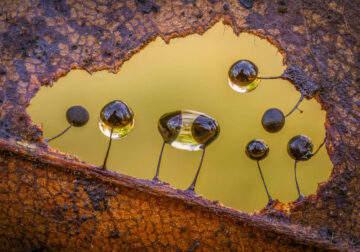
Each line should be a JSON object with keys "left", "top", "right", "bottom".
{"left": 0, "top": 0, "right": 359, "bottom": 251}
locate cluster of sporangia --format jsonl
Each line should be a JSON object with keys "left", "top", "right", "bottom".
{"left": 45, "top": 59, "right": 324, "bottom": 205}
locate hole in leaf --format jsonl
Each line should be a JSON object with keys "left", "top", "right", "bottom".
{"left": 27, "top": 22, "right": 332, "bottom": 213}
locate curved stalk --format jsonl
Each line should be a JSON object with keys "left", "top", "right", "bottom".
{"left": 256, "top": 160, "right": 274, "bottom": 205}
{"left": 285, "top": 94, "right": 304, "bottom": 117}
{"left": 45, "top": 125, "right": 72, "bottom": 143}
{"left": 294, "top": 160, "right": 304, "bottom": 202}
{"left": 312, "top": 138, "right": 326, "bottom": 157}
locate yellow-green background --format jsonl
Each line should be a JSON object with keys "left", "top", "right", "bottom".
{"left": 28, "top": 23, "right": 332, "bottom": 213}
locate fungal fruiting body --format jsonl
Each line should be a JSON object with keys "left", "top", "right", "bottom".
{"left": 99, "top": 100, "right": 135, "bottom": 170}
{"left": 45, "top": 105, "right": 89, "bottom": 143}
{"left": 261, "top": 95, "right": 304, "bottom": 133}
{"left": 228, "top": 60, "right": 305, "bottom": 133}
{"left": 261, "top": 108, "right": 285, "bottom": 133}
{"left": 228, "top": 60, "right": 260, "bottom": 93}
{"left": 99, "top": 100, "right": 135, "bottom": 140}
{"left": 287, "top": 134, "right": 324, "bottom": 202}
{"left": 154, "top": 110, "right": 220, "bottom": 193}
{"left": 245, "top": 139, "right": 274, "bottom": 206}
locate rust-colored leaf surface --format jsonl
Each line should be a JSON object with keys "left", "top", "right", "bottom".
{"left": 0, "top": 0, "right": 359, "bottom": 251}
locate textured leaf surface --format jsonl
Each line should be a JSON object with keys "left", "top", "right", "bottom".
{"left": 0, "top": 0, "right": 359, "bottom": 251}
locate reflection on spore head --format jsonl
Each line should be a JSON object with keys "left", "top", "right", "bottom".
{"left": 158, "top": 110, "right": 182, "bottom": 144}
{"left": 191, "top": 114, "right": 220, "bottom": 148}
{"left": 228, "top": 60, "right": 260, "bottom": 93}
{"left": 99, "top": 100, "right": 135, "bottom": 140}
{"left": 287, "top": 135, "right": 313, "bottom": 161}
{"left": 246, "top": 139, "right": 269, "bottom": 161}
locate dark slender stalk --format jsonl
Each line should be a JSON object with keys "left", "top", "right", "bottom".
{"left": 256, "top": 160, "right": 273, "bottom": 205}
{"left": 45, "top": 125, "right": 72, "bottom": 143}
{"left": 294, "top": 160, "right": 304, "bottom": 202}
{"left": 312, "top": 138, "right": 326, "bottom": 157}
{"left": 285, "top": 94, "right": 304, "bottom": 117}
{"left": 153, "top": 141, "right": 166, "bottom": 181}
{"left": 258, "top": 76, "right": 282, "bottom": 80}
{"left": 101, "top": 128, "right": 113, "bottom": 170}
{"left": 186, "top": 148, "right": 206, "bottom": 192}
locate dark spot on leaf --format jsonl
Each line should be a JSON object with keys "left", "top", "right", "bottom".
{"left": 0, "top": 120, "right": 12, "bottom": 139}
{"left": 227, "top": 239, "right": 232, "bottom": 247}
{"left": 103, "top": 51, "right": 112, "bottom": 57}
{"left": 188, "top": 240, "right": 200, "bottom": 251}
{"left": 109, "top": 230, "right": 120, "bottom": 238}
{"left": 239, "top": 0, "right": 254, "bottom": 9}
{"left": 83, "top": 183, "right": 109, "bottom": 211}
{"left": 136, "top": 0, "right": 160, "bottom": 14}
{"left": 81, "top": 214, "right": 88, "bottom": 222}
{"left": 278, "top": 7, "right": 287, "bottom": 13}
{"left": 195, "top": 12, "right": 203, "bottom": 19}
{"left": 27, "top": 246, "right": 46, "bottom": 252}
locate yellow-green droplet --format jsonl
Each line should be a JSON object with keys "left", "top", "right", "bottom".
{"left": 158, "top": 110, "right": 219, "bottom": 151}
{"left": 228, "top": 60, "right": 260, "bottom": 93}
{"left": 99, "top": 100, "right": 135, "bottom": 139}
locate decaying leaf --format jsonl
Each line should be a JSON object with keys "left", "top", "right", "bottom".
{"left": 0, "top": 0, "right": 359, "bottom": 251}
